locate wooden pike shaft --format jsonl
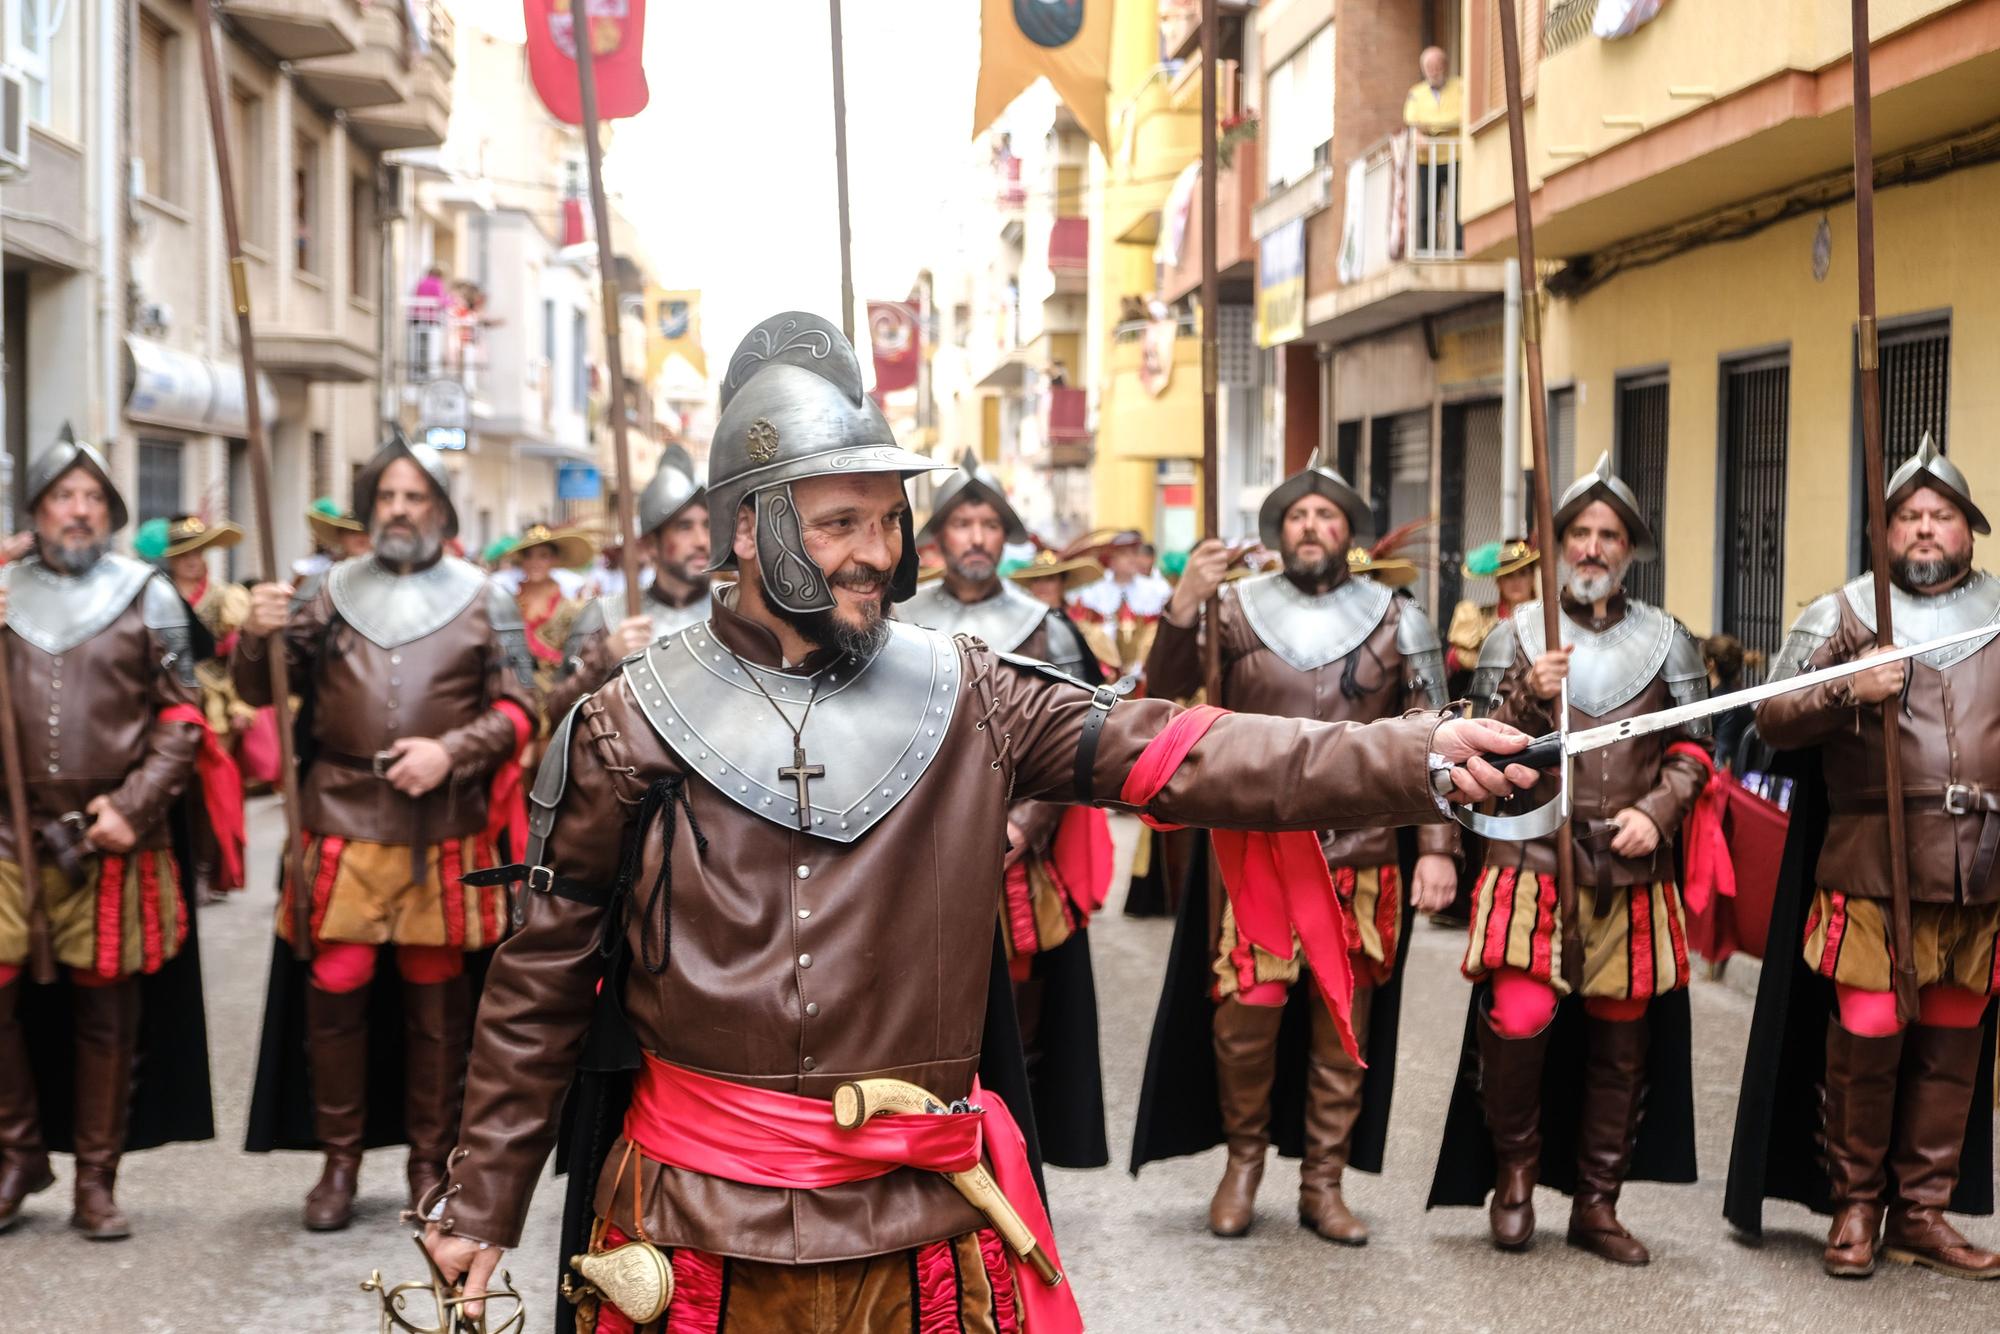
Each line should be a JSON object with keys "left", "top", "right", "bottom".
{"left": 1199, "top": 0, "right": 1223, "bottom": 707}
{"left": 1495, "top": 0, "right": 1578, "bottom": 974}
{"left": 193, "top": 0, "right": 312, "bottom": 959}
{"left": 830, "top": 0, "right": 857, "bottom": 345}
{"left": 0, "top": 561, "right": 55, "bottom": 983}
{"left": 1847, "top": 0, "right": 1919, "bottom": 1024}
{"left": 571, "top": 12, "right": 644, "bottom": 617}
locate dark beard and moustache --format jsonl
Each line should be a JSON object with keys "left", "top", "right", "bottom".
{"left": 1893, "top": 552, "right": 1970, "bottom": 591}
{"left": 1282, "top": 547, "right": 1342, "bottom": 591}
{"left": 40, "top": 534, "right": 108, "bottom": 575}
{"left": 767, "top": 563, "right": 894, "bottom": 659}
{"left": 945, "top": 547, "right": 998, "bottom": 587}
{"left": 659, "top": 557, "right": 712, "bottom": 592}
{"left": 373, "top": 522, "right": 442, "bottom": 570}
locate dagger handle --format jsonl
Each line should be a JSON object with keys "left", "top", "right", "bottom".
{"left": 1477, "top": 732, "right": 1563, "bottom": 773}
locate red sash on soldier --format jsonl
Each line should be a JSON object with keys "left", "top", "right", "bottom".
{"left": 620, "top": 1054, "right": 1083, "bottom": 1334}
{"left": 483, "top": 700, "right": 535, "bottom": 858}
{"left": 158, "top": 703, "right": 245, "bottom": 891}
{"left": 1121, "top": 705, "right": 1364, "bottom": 1063}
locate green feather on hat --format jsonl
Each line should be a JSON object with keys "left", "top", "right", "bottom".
{"left": 133, "top": 517, "right": 170, "bottom": 563}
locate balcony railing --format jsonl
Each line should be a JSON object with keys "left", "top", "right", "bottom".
{"left": 403, "top": 295, "right": 484, "bottom": 390}
{"left": 1339, "top": 131, "right": 1462, "bottom": 284}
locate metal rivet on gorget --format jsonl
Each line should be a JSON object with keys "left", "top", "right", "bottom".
{"left": 862, "top": 805, "right": 871, "bottom": 816}
{"left": 762, "top": 796, "right": 773, "bottom": 806}
{"left": 739, "top": 784, "right": 749, "bottom": 794}
{"left": 839, "top": 819, "right": 849, "bottom": 830}
{"left": 815, "top": 815, "right": 826, "bottom": 825}
{"left": 926, "top": 728, "right": 935, "bottom": 737}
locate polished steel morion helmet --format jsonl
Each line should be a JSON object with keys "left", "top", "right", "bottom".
{"left": 1552, "top": 451, "right": 1657, "bottom": 561}
{"left": 1886, "top": 432, "right": 1988, "bottom": 535}
{"left": 352, "top": 427, "right": 461, "bottom": 540}
{"left": 26, "top": 423, "right": 130, "bottom": 532}
{"left": 1257, "top": 449, "right": 1372, "bottom": 551}
{"left": 916, "top": 446, "right": 1030, "bottom": 545}
{"left": 705, "top": 311, "right": 947, "bottom": 614}
{"left": 637, "top": 443, "right": 706, "bottom": 537}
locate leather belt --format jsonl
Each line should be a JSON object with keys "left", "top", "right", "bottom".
{"left": 317, "top": 748, "right": 397, "bottom": 779}
{"left": 314, "top": 748, "right": 440, "bottom": 883}
{"left": 1834, "top": 785, "right": 2000, "bottom": 895}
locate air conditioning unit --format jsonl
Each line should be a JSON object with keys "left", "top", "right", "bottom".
{"left": 0, "top": 67, "right": 29, "bottom": 180}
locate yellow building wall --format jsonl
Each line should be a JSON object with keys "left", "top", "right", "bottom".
{"left": 1532, "top": 159, "right": 2000, "bottom": 635}
{"left": 1456, "top": 0, "right": 1964, "bottom": 229}
{"left": 1089, "top": 0, "right": 1203, "bottom": 541}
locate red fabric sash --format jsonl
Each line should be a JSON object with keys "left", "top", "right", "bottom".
{"left": 1120, "top": 705, "right": 1363, "bottom": 1063}
{"left": 483, "top": 700, "right": 534, "bottom": 858}
{"left": 1052, "top": 806, "right": 1115, "bottom": 917}
{"left": 158, "top": 702, "right": 245, "bottom": 891}
{"left": 1666, "top": 740, "right": 1732, "bottom": 917}
{"left": 622, "top": 1054, "right": 1083, "bottom": 1334}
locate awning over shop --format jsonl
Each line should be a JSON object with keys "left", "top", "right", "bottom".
{"left": 123, "top": 336, "right": 279, "bottom": 436}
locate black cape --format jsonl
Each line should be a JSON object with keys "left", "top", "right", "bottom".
{"left": 1723, "top": 748, "right": 1996, "bottom": 1236}
{"left": 548, "top": 927, "right": 1045, "bottom": 1334}
{"left": 1020, "top": 926, "right": 1108, "bottom": 1170}
{"left": 21, "top": 807, "right": 214, "bottom": 1154}
{"left": 243, "top": 929, "right": 495, "bottom": 1152}
{"left": 1425, "top": 985, "right": 1698, "bottom": 1206}
{"left": 1128, "top": 830, "right": 1417, "bottom": 1177}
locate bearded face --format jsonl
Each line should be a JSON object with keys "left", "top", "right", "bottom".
{"left": 938, "top": 500, "right": 1006, "bottom": 590}
{"left": 369, "top": 458, "right": 446, "bottom": 570}
{"left": 1280, "top": 494, "right": 1350, "bottom": 591}
{"left": 33, "top": 471, "right": 112, "bottom": 576}
{"left": 1888, "top": 486, "right": 1975, "bottom": 593}
{"left": 1557, "top": 500, "right": 1633, "bottom": 605}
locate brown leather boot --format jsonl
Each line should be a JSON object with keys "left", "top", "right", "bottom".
{"left": 0, "top": 981, "right": 54, "bottom": 1232}
{"left": 1819, "top": 1018, "right": 1902, "bottom": 1277}
{"left": 1208, "top": 997, "right": 1284, "bottom": 1237}
{"left": 1566, "top": 1015, "right": 1651, "bottom": 1265}
{"left": 69, "top": 979, "right": 140, "bottom": 1240}
{"left": 1881, "top": 1023, "right": 2000, "bottom": 1280}
{"left": 303, "top": 983, "right": 372, "bottom": 1232}
{"left": 1476, "top": 1002, "right": 1550, "bottom": 1251}
{"left": 1299, "top": 982, "right": 1371, "bottom": 1245}
{"left": 402, "top": 975, "right": 470, "bottom": 1210}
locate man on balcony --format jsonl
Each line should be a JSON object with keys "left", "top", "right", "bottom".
{"left": 1403, "top": 46, "right": 1463, "bottom": 254}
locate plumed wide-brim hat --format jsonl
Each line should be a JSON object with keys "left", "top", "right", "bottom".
{"left": 1007, "top": 548, "right": 1102, "bottom": 593}
{"left": 506, "top": 523, "right": 598, "bottom": 570}
{"left": 1462, "top": 537, "right": 1539, "bottom": 580}
{"left": 162, "top": 515, "right": 244, "bottom": 558}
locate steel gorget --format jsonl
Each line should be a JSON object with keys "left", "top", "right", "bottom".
{"left": 1842, "top": 570, "right": 2000, "bottom": 670}
{"left": 1512, "top": 597, "right": 1680, "bottom": 718}
{"left": 0, "top": 552, "right": 155, "bottom": 655}
{"left": 899, "top": 580, "right": 1047, "bottom": 655}
{"left": 1234, "top": 571, "right": 1393, "bottom": 674}
{"left": 328, "top": 554, "right": 489, "bottom": 650}
{"left": 624, "top": 618, "right": 962, "bottom": 842}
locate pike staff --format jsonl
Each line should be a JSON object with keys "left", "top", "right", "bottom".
{"left": 1846, "top": 0, "right": 1919, "bottom": 1024}
{"left": 1495, "top": 0, "right": 1580, "bottom": 985}
{"left": 1199, "top": 0, "right": 1222, "bottom": 705}
{"left": 192, "top": 0, "right": 311, "bottom": 957}
{"left": 570, "top": 12, "right": 645, "bottom": 617}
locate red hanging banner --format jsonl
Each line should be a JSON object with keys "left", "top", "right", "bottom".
{"left": 524, "top": 0, "right": 650, "bottom": 125}
{"left": 866, "top": 301, "right": 921, "bottom": 401}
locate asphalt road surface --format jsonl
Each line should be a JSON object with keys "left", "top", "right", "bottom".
{"left": 11, "top": 800, "right": 1997, "bottom": 1330}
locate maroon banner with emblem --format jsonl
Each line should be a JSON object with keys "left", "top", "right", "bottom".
{"left": 867, "top": 301, "right": 921, "bottom": 401}
{"left": 524, "top": 0, "right": 650, "bottom": 125}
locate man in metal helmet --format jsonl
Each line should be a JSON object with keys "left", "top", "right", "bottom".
{"left": 424, "top": 311, "right": 1539, "bottom": 1329}
{"left": 900, "top": 446, "right": 1112, "bottom": 1171}
{"left": 1131, "top": 453, "right": 1457, "bottom": 1246}
{"left": 235, "top": 430, "right": 539, "bottom": 1232}
{"left": 1730, "top": 435, "right": 2000, "bottom": 1280}
{"left": 0, "top": 428, "right": 212, "bottom": 1239}
{"left": 544, "top": 446, "right": 713, "bottom": 720}
{"left": 1431, "top": 451, "right": 1710, "bottom": 1267}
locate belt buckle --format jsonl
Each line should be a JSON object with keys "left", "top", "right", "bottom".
{"left": 371, "top": 750, "right": 394, "bottom": 780}
{"left": 527, "top": 865, "right": 554, "bottom": 895}
{"left": 1944, "top": 783, "right": 1976, "bottom": 816}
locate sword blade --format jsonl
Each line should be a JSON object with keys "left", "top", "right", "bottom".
{"left": 1563, "top": 620, "right": 1998, "bottom": 756}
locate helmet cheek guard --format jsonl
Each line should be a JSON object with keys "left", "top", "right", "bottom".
{"left": 754, "top": 486, "right": 836, "bottom": 615}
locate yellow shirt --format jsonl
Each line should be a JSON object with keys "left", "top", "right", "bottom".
{"left": 1403, "top": 77, "right": 1464, "bottom": 135}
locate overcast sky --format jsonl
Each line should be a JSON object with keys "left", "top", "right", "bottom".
{"left": 462, "top": 0, "right": 984, "bottom": 366}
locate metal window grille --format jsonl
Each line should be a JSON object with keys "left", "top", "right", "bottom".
{"left": 1722, "top": 357, "right": 1790, "bottom": 680}
{"left": 1880, "top": 320, "right": 1950, "bottom": 473}
{"left": 1617, "top": 375, "right": 1670, "bottom": 607}
{"left": 1217, "top": 304, "right": 1257, "bottom": 387}
{"left": 137, "top": 437, "right": 184, "bottom": 526}
{"left": 1440, "top": 398, "right": 1505, "bottom": 615}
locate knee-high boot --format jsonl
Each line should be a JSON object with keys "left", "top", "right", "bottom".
{"left": 1881, "top": 1023, "right": 2000, "bottom": 1279}
{"left": 0, "top": 980, "right": 54, "bottom": 1231}
{"left": 1299, "top": 982, "right": 1371, "bottom": 1244}
{"left": 304, "top": 983, "right": 372, "bottom": 1231}
{"left": 69, "top": 980, "right": 140, "bottom": 1240}
{"left": 402, "top": 974, "right": 471, "bottom": 1210}
{"left": 1566, "top": 1016, "right": 1651, "bottom": 1265}
{"left": 1819, "top": 1018, "right": 1903, "bottom": 1277}
{"left": 1476, "top": 1002, "right": 1551, "bottom": 1251}
{"left": 1207, "top": 997, "right": 1285, "bottom": 1237}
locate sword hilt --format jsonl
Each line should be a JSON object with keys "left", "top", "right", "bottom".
{"left": 1477, "top": 732, "right": 1562, "bottom": 774}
